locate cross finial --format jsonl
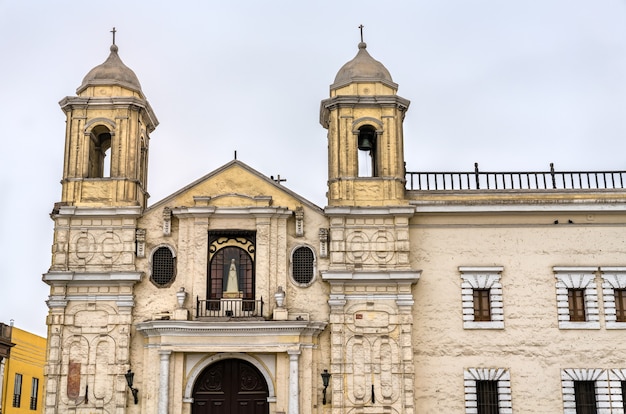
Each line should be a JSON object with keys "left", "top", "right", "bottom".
{"left": 111, "top": 27, "right": 117, "bottom": 45}
{"left": 358, "top": 24, "right": 364, "bottom": 42}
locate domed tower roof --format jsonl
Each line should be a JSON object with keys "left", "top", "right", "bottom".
{"left": 331, "top": 42, "right": 395, "bottom": 89}
{"left": 77, "top": 43, "right": 143, "bottom": 96}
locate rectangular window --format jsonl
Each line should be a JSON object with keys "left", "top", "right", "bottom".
{"left": 30, "top": 377, "right": 39, "bottom": 410}
{"left": 476, "top": 380, "right": 499, "bottom": 414}
{"left": 622, "top": 381, "right": 626, "bottom": 412}
{"left": 569, "top": 289, "right": 586, "bottom": 322}
{"left": 574, "top": 381, "right": 597, "bottom": 414}
{"left": 615, "top": 289, "right": 626, "bottom": 322}
{"left": 13, "top": 373, "right": 22, "bottom": 407}
{"left": 473, "top": 289, "right": 491, "bottom": 321}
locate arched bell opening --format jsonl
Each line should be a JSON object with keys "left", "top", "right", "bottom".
{"left": 357, "top": 124, "right": 378, "bottom": 177}
{"left": 87, "top": 125, "right": 112, "bottom": 178}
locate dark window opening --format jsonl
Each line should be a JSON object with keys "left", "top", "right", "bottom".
{"left": 357, "top": 125, "right": 377, "bottom": 177}
{"left": 292, "top": 246, "right": 314, "bottom": 285}
{"left": 151, "top": 246, "right": 176, "bottom": 287}
{"left": 574, "top": 381, "right": 597, "bottom": 414}
{"left": 476, "top": 380, "right": 499, "bottom": 414}
{"left": 569, "top": 289, "right": 586, "bottom": 322}
{"left": 621, "top": 381, "right": 626, "bottom": 412}
{"left": 473, "top": 289, "right": 491, "bottom": 322}
{"left": 88, "top": 126, "right": 112, "bottom": 178}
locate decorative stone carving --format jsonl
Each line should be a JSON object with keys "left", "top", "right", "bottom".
{"left": 135, "top": 229, "right": 146, "bottom": 258}
{"left": 319, "top": 228, "right": 329, "bottom": 258}
{"left": 162, "top": 207, "right": 172, "bottom": 236}
{"left": 295, "top": 206, "right": 304, "bottom": 237}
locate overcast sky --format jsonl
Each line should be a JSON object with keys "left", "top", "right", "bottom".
{"left": 1, "top": 1, "right": 626, "bottom": 337}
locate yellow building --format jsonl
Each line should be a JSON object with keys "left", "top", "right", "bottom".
{"left": 1, "top": 324, "right": 46, "bottom": 414}
{"left": 41, "top": 33, "right": 626, "bottom": 413}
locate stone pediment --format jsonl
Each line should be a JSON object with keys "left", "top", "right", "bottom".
{"left": 146, "top": 160, "right": 323, "bottom": 215}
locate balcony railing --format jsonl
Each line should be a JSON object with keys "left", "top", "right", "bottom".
{"left": 406, "top": 163, "right": 626, "bottom": 191}
{"left": 196, "top": 297, "right": 264, "bottom": 318}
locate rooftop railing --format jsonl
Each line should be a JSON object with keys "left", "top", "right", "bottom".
{"left": 406, "top": 163, "right": 626, "bottom": 191}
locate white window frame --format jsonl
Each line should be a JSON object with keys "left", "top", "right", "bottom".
{"left": 609, "top": 369, "right": 626, "bottom": 412}
{"left": 600, "top": 267, "right": 626, "bottom": 330}
{"left": 464, "top": 368, "right": 512, "bottom": 414}
{"left": 553, "top": 267, "right": 599, "bottom": 329}
{"left": 460, "top": 266, "right": 504, "bottom": 329}
{"left": 560, "top": 369, "right": 608, "bottom": 413}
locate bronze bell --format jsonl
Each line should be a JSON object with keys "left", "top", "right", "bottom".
{"left": 358, "top": 135, "right": 374, "bottom": 151}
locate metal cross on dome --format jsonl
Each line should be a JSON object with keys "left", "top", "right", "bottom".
{"left": 358, "top": 24, "right": 364, "bottom": 42}
{"left": 111, "top": 27, "right": 117, "bottom": 45}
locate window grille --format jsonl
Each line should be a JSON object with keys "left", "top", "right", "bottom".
{"left": 574, "top": 381, "right": 597, "bottom": 414}
{"left": 292, "top": 246, "right": 314, "bottom": 285}
{"left": 30, "top": 377, "right": 39, "bottom": 410}
{"left": 151, "top": 246, "right": 175, "bottom": 287}
{"left": 13, "top": 373, "right": 22, "bottom": 407}
{"left": 476, "top": 380, "right": 499, "bottom": 414}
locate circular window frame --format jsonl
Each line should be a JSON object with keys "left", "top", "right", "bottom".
{"left": 148, "top": 244, "right": 177, "bottom": 288}
{"left": 289, "top": 245, "right": 317, "bottom": 288}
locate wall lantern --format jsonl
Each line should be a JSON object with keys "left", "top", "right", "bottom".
{"left": 321, "top": 369, "right": 331, "bottom": 405}
{"left": 124, "top": 369, "right": 139, "bottom": 404}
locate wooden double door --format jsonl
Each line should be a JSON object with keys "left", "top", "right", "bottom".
{"left": 192, "top": 358, "right": 269, "bottom": 414}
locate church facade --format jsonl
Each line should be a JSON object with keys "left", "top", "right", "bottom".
{"left": 42, "top": 36, "right": 626, "bottom": 414}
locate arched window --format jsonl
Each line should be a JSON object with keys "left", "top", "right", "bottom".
{"left": 357, "top": 125, "right": 377, "bottom": 177}
{"left": 291, "top": 245, "right": 316, "bottom": 286}
{"left": 209, "top": 246, "right": 254, "bottom": 298}
{"left": 207, "top": 232, "right": 256, "bottom": 311}
{"left": 88, "top": 125, "right": 112, "bottom": 178}
{"left": 150, "top": 246, "right": 176, "bottom": 287}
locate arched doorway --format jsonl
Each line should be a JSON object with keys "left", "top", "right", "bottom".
{"left": 192, "top": 358, "right": 269, "bottom": 414}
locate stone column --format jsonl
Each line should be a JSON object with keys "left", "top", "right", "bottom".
{"left": 159, "top": 350, "right": 171, "bottom": 414}
{"left": 288, "top": 350, "right": 301, "bottom": 414}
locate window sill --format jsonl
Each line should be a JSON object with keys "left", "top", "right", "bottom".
{"left": 558, "top": 321, "right": 600, "bottom": 330}
{"left": 463, "top": 321, "right": 504, "bottom": 330}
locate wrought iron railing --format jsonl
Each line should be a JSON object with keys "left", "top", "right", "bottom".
{"left": 196, "top": 297, "right": 264, "bottom": 318}
{"left": 406, "top": 163, "right": 626, "bottom": 191}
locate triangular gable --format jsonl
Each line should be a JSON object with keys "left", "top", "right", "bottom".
{"left": 146, "top": 160, "right": 323, "bottom": 214}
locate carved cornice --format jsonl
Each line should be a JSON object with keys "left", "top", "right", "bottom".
{"left": 42, "top": 271, "right": 142, "bottom": 285}
{"left": 136, "top": 320, "right": 327, "bottom": 348}
{"left": 54, "top": 205, "right": 142, "bottom": 218}
{"left": 172, "top": 206, "right": 292, "bottom": 219}
{"left": 324, "top": 205, "right": 416, "bottom": 217}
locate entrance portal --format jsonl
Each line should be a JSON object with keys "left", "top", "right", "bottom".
{"left": 192, "top": 358, "right": 270, "bottom": 414}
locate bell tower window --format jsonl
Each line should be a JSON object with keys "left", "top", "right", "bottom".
{"left": 357, "top": 125, "right": 377, "bottom": 177}
{"left": 88, "top": 126, "right": 112, "bottom": 178}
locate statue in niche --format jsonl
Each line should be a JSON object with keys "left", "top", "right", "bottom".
{"left": 223, "top": 259, "right": 242, "bottom": 298}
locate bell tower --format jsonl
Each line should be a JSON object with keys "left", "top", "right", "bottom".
{"left": 320, "top": 35, "right": 420, "bottom": 414}
{"left": 320, "top": 35, "right": 410, "bottom": 207}
{"left": 58, "top": 31, "right": 158, "bottom": 208}
{"left": 43, "top": 32, "right": 157, "bottom": 413}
